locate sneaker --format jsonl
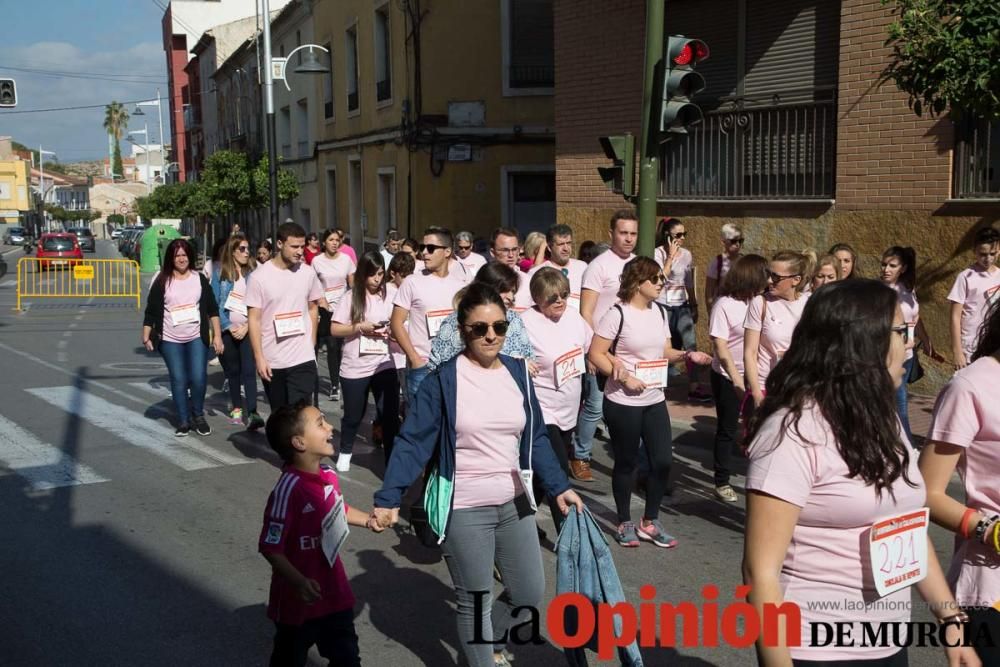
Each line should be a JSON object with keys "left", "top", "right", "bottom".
{"left": 193, "top": 415, "right": 212, "bottom": 436}
{"left": 499, "top": 648, "right": 515, "bottom": 663}
{"left": 174, "top": 424, "right": 190, "bottom": 438}
{"left": 616, "top": 521, "right": 640, "bottom": 548}
{"left": 637, "top": 519, "right": 678, "bottom": 548}
{"left": 246, "top": 411, "right": 265, "bottom": 431}
{"left": 569, "top": 459, "right": 594, "bottom": 482}
{"left": 335, "top": 453, "right": 352, "bottom": 472}
{"left": 208, "top": 357, "right": 221, "bottom": 367}
{"left": 714, "top": 484, "right": 738, "bottom": 503}
{"left": 228, "top": 408, "right": 243, "bottom": 426}
{"left": 493, "top": 652, "right": 512, "bottom": 667}
{"left": 329, "top": 387, "right": 340, "bottom": 402}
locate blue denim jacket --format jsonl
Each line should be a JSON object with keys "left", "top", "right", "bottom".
{"left": 426, "top": 309, "right": 535, "bottom": 370}
{"left": 556, "top": 507, "right": 644, "bottom": 666}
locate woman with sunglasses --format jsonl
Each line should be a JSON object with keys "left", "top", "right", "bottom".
{"left": 329, "top": 251, "right": 399, "bottom": 471}
{"left": 210, "top": 234, "right": 264, "bottom": 430}
{"left": 744, "top": 250, "right": 814, "bottom": 410}
{"left": 743, "top": 280, "right": 978, "bottom": 667}
{"left": 521, "top": 267, "right": 594, "bottom": 532}
{"left": 374, "top": 283, "right": 583, "bottom": 667}
{"left": 704, "top": 223, "right": 744, "bottom": 311}
{"left": 589, "top": 257, "right": 712, "bottom": 548}
{"left": 312, "top": 228, "right": 356, "bottom": 402}
{"left": 880, "top": 246, "right": 919, "bottom": 443}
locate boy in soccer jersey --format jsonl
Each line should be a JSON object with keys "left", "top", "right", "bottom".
{"left": 259, "top": 402, "right": 382, "bottom": 666}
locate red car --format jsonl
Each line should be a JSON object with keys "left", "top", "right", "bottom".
{"left": 36, "top": 233, "right": 84, "bottom": 269}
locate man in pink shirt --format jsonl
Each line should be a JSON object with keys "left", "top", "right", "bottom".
{"left": 516, "top": 224, "right": 588, "bottom": 310}
{"left": 390, "top": 226, "right": 468, "bottom": 403}
{"left": 948, "top": 226, "right": 1000, "bottom": 368}
{"left": 572, "top": 209, "right": 638, "bottom": 481}
{"left": 454, "top": 231, "right": 487, "bottom": 275}
{"left": 247, "top": 222, "right": 324, "bottom": 410}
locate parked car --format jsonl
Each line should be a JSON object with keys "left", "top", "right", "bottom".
{"left": 122, "top": 230, "right": 144, "bottom": 261}
{"left": 3, "top": 226, "right": 28, "bottom": 245}
{"left": 118, "top": 227, "right": 144, "bottom": 255}
{"left": 110, "top": 228, "right": 123, "bottom": 240}
{"left": 67, "top": 227, "right": 96, "bottom": 253}
{"left": 36, "top": 233, "right": 83, "bottom": 269}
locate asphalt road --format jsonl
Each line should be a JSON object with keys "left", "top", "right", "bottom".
{"left": 0, "top": 241, "right": 964, "bottom": 666}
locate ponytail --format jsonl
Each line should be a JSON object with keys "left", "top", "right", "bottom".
{"left": 773, "top": 249, "right": 815, "bottom": 295}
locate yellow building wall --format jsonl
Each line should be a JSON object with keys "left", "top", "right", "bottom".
{"left": 0, "top": 159, "right": 30, "bottom": 223}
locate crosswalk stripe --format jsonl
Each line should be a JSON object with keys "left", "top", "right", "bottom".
{"left": 27, "top": 386, "right": 251, "bottom": 470}
{"left": 0, "top": 414, "right": 109, "bottom": 489}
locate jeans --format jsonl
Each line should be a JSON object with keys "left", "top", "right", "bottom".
{"left": 709, "top": 369, "right": 738, "bottom": 486}
{"left": 316, "top": 308, "right": 344, "bottom": 394}
{"left": 895, "top": 357, "right": 914, "bottom": 445}
{"left": 603, "top": 398, "right": 673, "bottom": 523}
{"left": 406, "top": 364, "right": 432, "bottom": 406}
{"left": 574, "top": 372, "right": 602, "bottom": 461}
{"left": 665, "top": 303, "right": 697, "bottom": 351}
{"left": 159, "top": 339, "right": 209, "bottom": 426}
{"left": 270, "top": 608, "right": 360, "bottom": 667}
{"left": 440, "top": 499, "right": 545, "bottom": 667}
{"left": 219, "top": 331, "right": 258, "bottom": 413}
{"left": 339, "top": 368, "right": 400, "bottom": 462}
{"left": 263, "top": 360, "right": 318, "bottom": 411}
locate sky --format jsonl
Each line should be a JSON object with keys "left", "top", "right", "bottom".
{"left": 0, "top": 1, "right": 171, "bottom": 164}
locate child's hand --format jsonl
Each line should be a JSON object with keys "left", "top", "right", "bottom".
{"left": 297, "top": 578, "right": 322, "bottom": 603}
{"left": 366, "top": 513, "right": 386, "bottom": 533}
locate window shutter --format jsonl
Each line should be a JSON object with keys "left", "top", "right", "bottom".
{"left": 510, "top": 0, "right": 553, "bottom": 87}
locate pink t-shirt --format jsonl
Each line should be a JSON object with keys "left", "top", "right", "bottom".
{"left": 891, "top": 283, "right": 919, "bottom": 361}
{"left": 521, "top": 258, "right": 588, "bottom": 310}
{"left": 386, "top": 283, "right": 407, "bottom": 369}
{"left": 453, "top": 355, "right": 525, "bottom": 510}
{"left": 340, "top": 245, "right": 357, "bottom": 264}
{"left": 747, "top": 404, "right": 926, "bottom": 661}
{"left": 456, "top": 252, "right": 487, "bottom": 276}
{"left": 392, "top": 267, "right": 468, "bottom": 362}
{"left": 927, "top": 356, "right": 1000, "bottom": 607}
{"left": 581, "top": 249, "right": 635, "bottom": 326}
{"left": 311, "top": 252, "right": 355, "bottom": 310}
{"left": 332, "top": 289, "right": 395, "bottom": 380}
{"left": 161, "top": 272, "right": 202, "bottom": 344}
{"left": 595, "top": 302, "right": 672, "bottom": 407}
{"left": 245, "top": 260, "right": 323, "bottom": 370}
{"left": 521, "top": 307, "right": 594, "bottom": 431}
{"left": 226, "top": 274, "right": 249, "bottom": 328}
{"left": 947, "top": 265, "right": 1000, "bottom": 359}
{"left": 743, "top": 292, "right": 810, "bottom": 389}
{"left": 258, "top": 465, "right": 356, "bottom": 625}
{"left": 654, "top": 246, "right": 694, "bottom": 307}
{"left": 709, "top": 296, "right": 749, "bottom": 381}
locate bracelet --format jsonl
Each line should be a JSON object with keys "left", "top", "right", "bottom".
{"left": 959, "top": 507, "right": 977, "bottom": 538}
{"left": 993, "top": 522, "right": 1000, "bottom": 555}
{"left": 975, "top": 514, "right": 999, "bottom": 544}
{"left": 938, "top": 612, "right": 970, "bottom": 625}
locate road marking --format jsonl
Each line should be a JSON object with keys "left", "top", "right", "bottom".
{"left": 0, "top": 280, "right": 15, "bottom": 287}
{"left": 27, "top": 386, "right": 251, "bottom": 470}
{"left": 0, "top": 413, "right": 109, "bottom": 490}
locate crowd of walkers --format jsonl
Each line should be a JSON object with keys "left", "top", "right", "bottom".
{"left": 140, "top": 213, "right": 1000, "bottom": 666}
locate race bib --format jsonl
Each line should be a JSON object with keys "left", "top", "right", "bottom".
{"left": 321, "top": 494, "right": 350, "bottom": 568}
{"left": 567, "top": 293, "right": 581, "bottom": 311}
{"left": 360, "top": 335, "right": 389, "bottom": 355}
{"left": 554, "top": 347, "right": 586, "bottom": 388}
{"left": 325, "top": 284, "right": 347, "bottom": 307}
{"left": 224, "top": 291, "right": 247, "bottom": 316}
{"left": 169, "top": 303, "right": 200, "bottom": 326}
{"left": 906, "top": 322, "right": 916, "bottom": 345}
{"left": 274, "top": 311, "right": 305, "bottom": 338}
{"left": 664, "top": 285, "right": 688, "bottom": 305}
{"left": 633, "top": 359, "right": 670, "bottom": 389}
{"left": 868, "top": 508, "right": 929, "bottom": 598}
{"left": 426, "top": 309, "right": 453, "bottom": 338}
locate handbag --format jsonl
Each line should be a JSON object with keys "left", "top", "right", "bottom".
{"left": 908, "top": 352, "right": 924, "bottom": 384}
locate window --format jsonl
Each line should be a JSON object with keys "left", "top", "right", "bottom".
{"left": 296, "top": 98, "right": 309, "bottom": 157}
{"left": 348, "top": 158, "right": 363, "bottom": 242}
{"left": 323, "top": 42, "right": 334, "bottom": 119}
{"left": 346, "top": 24, "right": 360, "bottom": 113}
{"left": 953, "top": 117, "right": 1000, "bottom": 199}
{"left": 325, "top": 168, "right": 338, "bottom": 227}
{"left": 376, "top": 168, "right": 396, "bottom": 240}
{"left": 503, "top": 168, "right": 555, "bottom": 237}
{"left": 279, "top": 106, "right": 291, "bottom": 158}
{"left": 374, "top": 6, "right": 392, "bottom": 103}
{"left": 503, "top": 0, "right": 554, "bottom": 94}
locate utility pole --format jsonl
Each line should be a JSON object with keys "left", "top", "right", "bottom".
{"left": 636, "top": 0, "right": 665, "bottom": 259}
{"left": 261, "top": 0, "right": 279, "bottom": 244}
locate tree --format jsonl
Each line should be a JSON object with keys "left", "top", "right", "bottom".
{"left": 103, "top": 102, "right": 130, "bottom": 177}
{"left": 107, "top": 213, "right": 126, "bottom": 226}
{"left": 883, "top": 0, "right": 1000, "bottom": 120}
{"left": 199, "top": 150, "right": 253, "bottom": 220}
{"left": 134, "top": 181, "right": 204, "bottom": 221}
{"left": 252, "top": 156, "right": 301, "bottom": 209}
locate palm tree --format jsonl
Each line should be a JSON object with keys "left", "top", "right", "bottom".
{"left": 103, "top": 101, "right": 130, "bottom": 179}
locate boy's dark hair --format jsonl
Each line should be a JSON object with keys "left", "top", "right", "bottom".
{"left": 265, "top": 401, "right": 311, "bottom": 463}
{"left": 277, "top": 222, "right": 307, "bottom": 242}
{"left": 491, "top": 227, "right": 519, "bottom": 247}
{"left": 424, "top": 226, "right": 453, "bottom": 248}
{"left": 388, "top": 251, "right": 416, "bottom": 277}
{"left": 974, "top": 226, "right": 1000, "bottom": 247}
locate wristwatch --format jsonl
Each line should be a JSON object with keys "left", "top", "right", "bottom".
{"left": 938, "top": 612, "right": 970, "bottom": 625}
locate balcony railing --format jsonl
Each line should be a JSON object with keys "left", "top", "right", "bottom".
{"left": 509, "top": 63, "right": 554, "bottom": 89}
{"left": 660, "top": 92, "right": 837, "bottom": 200}
{"left": 953, "top": 116, "right": 1000, "bottom": 198}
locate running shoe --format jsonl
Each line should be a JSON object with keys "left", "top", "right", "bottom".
{"left": 228, "top": 408, "right": 244, "bottom": 426}
{"left": 616, "top": 521, "right": 640, "bottom": 548}
{"left": 329, "top": 387, "right": 340, "bottom": 402}
{"left": 246, "top": 411, "right": 265, "bottom": 431}
{"left": 637, "top": 519, "right": 678, "bottom": 548}
{"left": 714, "top": 484, "right": 738, "bottom": 503}
{"left": 174, "top": 424, "right": 190, "bottom": 438}
{"left": 193, "top": 415, "right": 212, "bottom": 436}
{"left": 335, "top": 453, "right": 352, "bottom": 472}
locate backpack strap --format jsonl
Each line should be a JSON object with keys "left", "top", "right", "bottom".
{"left": 608, "top": 304, "right": 625, "bottom": 355}
{"left": 716, "top": 254, "right": 724, "bottom": 280}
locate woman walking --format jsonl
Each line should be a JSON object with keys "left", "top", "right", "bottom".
{"left": 329, "top": 252, "right": 399, "bottom": 472}
{"left": 373, "top": 284, "right": 583, "bottom": 667}
{"left": 588, "top": 257, "right": 711, "bottom": 548}
{"left": 142, "top": 239, "right": 224, "bottom": 437}
{"left": 210, "top": 234, "right": 264, "bottom": 430}
{"left": 312, "top": 228, "right": 356, "bottom": 401}
{"left": 880, "top": 246, "right": 919, "bottom": 443}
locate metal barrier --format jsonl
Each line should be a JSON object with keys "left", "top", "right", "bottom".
{"left": 16, "top": 257, "right": 141, "bottom": 311}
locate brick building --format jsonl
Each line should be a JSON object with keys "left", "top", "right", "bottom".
{"left": 555, "top": 0, "right": 999, "bottom": 364}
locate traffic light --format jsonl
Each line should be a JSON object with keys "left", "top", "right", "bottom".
{"left": 660, "top": 36, "right": 709, "bottom": 136}
{"left": 597, "top": 134, "right": 636, "bottom": 198}
{"left": 0, "top": 79, "right": 15, "bottom": 108}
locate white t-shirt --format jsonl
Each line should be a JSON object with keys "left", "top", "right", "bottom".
{"left": 708, "top": 296, "right": 749, "bottom": 381}
{"left": 520, "top": 306, "right": 593, "bottom": 430}
{"left": 743, "top": 292, "right": 810, "bottom": 389}
{"left": 456, "top": 252, "right": 487, "bottom": 277}
{"left": 392, "top": 268, "right": 468, "bottom": 362}
{"left": 947, "top": 265, "right": 1000, "bottom": 359}
{"left": 594, "top": 302, "right": 671, "bottom": 407}
{"left": 245, "top": 261, "right": 323, "bottom": 370}
{"left": 654, "top": 246, "right": 694, "bottom": 307}
{"left": 581, "top": 249, "right": 635, "bottom": 326}
{"left": 311, "top": 252, "right": 355, "bottom": 310}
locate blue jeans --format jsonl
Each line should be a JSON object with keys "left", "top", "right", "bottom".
{"left": 406, "top": 364, "right": 432, "bottom": 406}
{"left": 896, "top": 357, "right": 914, "bottom": 445}
{"left": 574, "top": 372, "right": 602, "bottom": 461}
{"left": 159, "top": 339, "right": 209, "bottom": 426}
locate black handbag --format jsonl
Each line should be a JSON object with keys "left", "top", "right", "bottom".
{"left": 908, "top": 353, "right": 924, "bottom": 384}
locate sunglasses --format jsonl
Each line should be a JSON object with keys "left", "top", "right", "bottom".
{"left": 891, "top": 325, "right": 909, "bottom": 345}
{"left": 457, "top": 244, "right": 472, "bottom": 251}
{"left": 728, "top": 237, "right": 745, "bottom": 245}
{"left": 545, "top": 291, "right": 571, "bottom": 305}
{"left": 461, "top": 320, "right": 509, "bottom": 338}
{"left": 767, "top": 271, "right": 800, "bottom": 283}
{"left": 418, "top": 243, "right": 449, "bottom": 254}
{"left": 236, "top": 246, "right": 249, "bottom": 253}
{"left": 647, "top": 274, "right": 665, "bottom": 285}
{"left": 671, "top": 232, "right": 687, "bottom": 239}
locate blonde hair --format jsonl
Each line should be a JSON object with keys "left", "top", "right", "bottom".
{"left": 772, "top": 249, "right": 816, "bottom": 295}
{"left": 523, "top": 231, "right": 546, "bottom": 262}
{"left": 815, "top": 254, "right": 842, "bottom": 280}
{"left": 529, "top": 267, "right": 570, "bottom": 305}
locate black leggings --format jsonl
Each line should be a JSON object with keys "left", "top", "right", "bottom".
{"left": 602, "top": 398, "right": 672, "bottom": 523}
{"left": 219, "top": 331, "right": 258, "bottom": 413}
{"left": 339, "top": 368, "right": 400, "bottom": 462}
{"left": 533, "top": 424, "right": 574, "bottom": 533}
{"left": 709, "top": 369, "right": 738, "bottom": 486}
{"left": 316, "top": 308, "right": 343, "bottom": 392}
{"left": 965, "top": 606, "right": 1000, "bottom": 664}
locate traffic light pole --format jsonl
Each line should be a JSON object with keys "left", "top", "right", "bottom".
{"left": 261, "top": 0, "right": 279, "bottom": 245}
{"left": 636, "top": 0, "right": 666, "bottom": 259}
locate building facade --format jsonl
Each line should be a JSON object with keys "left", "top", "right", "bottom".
{"left": 0, "top": 138, "right": 31, "bottom": 227}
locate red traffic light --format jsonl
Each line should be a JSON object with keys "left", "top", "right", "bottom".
{"left": 668, "top": 37, "right": 709, "bottom": 67}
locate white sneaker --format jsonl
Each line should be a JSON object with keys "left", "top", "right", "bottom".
{"left": 208, "top": 357, "right": 221, "bottom": 367}
{"left": 335, "top": 453, "right": 352, "bottom": 472}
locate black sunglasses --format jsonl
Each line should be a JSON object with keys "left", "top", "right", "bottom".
{"left": 457, "top": 244, "right": 472, "bottom": 251}
{"left": 418, "top": 243, "right": 449, "bottom": 254}
{"left": 671, "top": 232, "right": 687, "bottom": 239}
{"left": 545, "top": 291, "right": 571, "bottom": 306}
{"left": 728, "top": 237, "right": 745, "bottom": 245}
{"left": 891, "top": 325, "right": 909, "bottom": 345}
{"left": 648, "top": 274, "right": 665, "bottom": 285}
{"left": 236, "top": 246, "right": 249, "bottom": 252}
{"left": 767, "top": 271, "right": 800, "bottom": 283}
{"left": 461, "top": 320, "right": 509, "bottom": 338}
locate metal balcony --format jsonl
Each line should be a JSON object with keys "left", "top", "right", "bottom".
{"left": 953, "top": 116, "right": 1000, "bottom": 198}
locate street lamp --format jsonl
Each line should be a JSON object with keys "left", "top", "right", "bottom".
{"left": 258, "top": 0, "right": 330, "bottom": 241}
{"left": 128, "top": 125, "right": 151, "bottom": 195}
{"left": 132, "top": 90, "right": 166, "bottom": 153}
{"left": 157, "top": 162, "right": 180, "bottom": 184}
{"left": 38, "top": 147, "right": 57, "bottom": 232}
